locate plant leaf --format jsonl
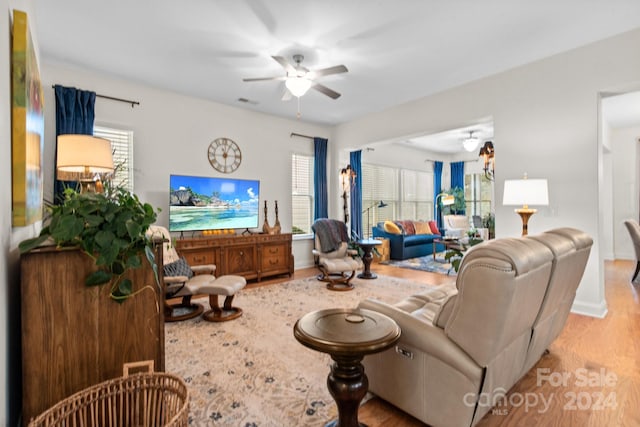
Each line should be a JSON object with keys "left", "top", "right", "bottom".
{"left": 94, "top": 230, "right": 115, "bottom": 249}
{"left": 117, "top": 278, "right": 133, "bottom": 296}
{"left": 125, "top": 220, "right": 142, "bottom": 240}
{"left": 19, "top": 235, "right": 50, "bottom": 253}
{"left": 126, "top": 254, "right": 142, "bottom": 269}
{"left": 86, "top": 270, "right": 112, "bottom": 286}
{"left": 83, "top": 214, "right": 104, "bottom": 227}
{"left": 50, "top": 215, "right": 84, "bottom": 241}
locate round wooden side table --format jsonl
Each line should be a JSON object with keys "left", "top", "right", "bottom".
{"left": 356, "top": 239, "right": 382, "bottom": 279}
{"left": 293, "top": 308, "right": 401, "bottom": 427}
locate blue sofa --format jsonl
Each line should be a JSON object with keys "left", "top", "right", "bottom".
{"left": 372, "top": 222, "right": 445, "bottom": 260}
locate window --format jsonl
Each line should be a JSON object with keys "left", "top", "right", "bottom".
{"left": 291, "top": 153, "right": 314, "bottom": 235}
{"left": 401, "top": 169, "right": 433, "bottom": 222}
{"left": 93, "top": 125, "right": 134, "bottom": 192}
{"left": 362, "top": 164, "right": 397, "bottom": 238}
{"left": 361, "top": 164, "right": 433, "bottom": 238}
{"left": 464, "top": 173, "right": 492, "bottom": 219}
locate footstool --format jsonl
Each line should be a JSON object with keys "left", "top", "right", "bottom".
{"left": 200, "top": 275, "right": 247, "bottom": 322}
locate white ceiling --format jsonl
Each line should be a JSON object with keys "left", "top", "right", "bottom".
{"left": 398, "top": 122, "right": 494, "bottom": 155}
{"left": 33, "top": 0, "right": 640, "bottom": 127}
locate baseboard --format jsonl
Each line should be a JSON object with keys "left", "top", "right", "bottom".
{"left": 295, "top": 261, "right": 316, "bottom": 270}
{"left": 570, "top": 299, "right": 608, "bottom": 318}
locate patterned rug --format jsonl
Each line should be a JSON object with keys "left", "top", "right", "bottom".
{"left": 381, "top": 254, "right": 457, "bottom": 276}
{"left": 165, "top": 275, "right": 436, "bottom": 426}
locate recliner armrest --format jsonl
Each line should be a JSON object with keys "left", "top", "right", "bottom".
{"left": 358, "top": 299, "right": 479, "bottom": 382}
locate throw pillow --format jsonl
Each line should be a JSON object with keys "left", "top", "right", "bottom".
{"left": 383, "top": 220, "right": 402, "bottom": 234}
{"left": 428, "top": 220, "right": 441, "bottom": 235}
{"left": 414, "top": 221, "right": 432, "bottom": 235}
{"left": 163, "top": 257, "right": 194, "bottom": 279}
{"left": 395, "top": 220, "right": 415, "bottom": 236}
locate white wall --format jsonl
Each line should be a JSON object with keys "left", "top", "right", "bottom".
{"left": 333, "top": 27, "right": 640, "bottom": 318}
{"left": 3, "top": 1, "right": 39, "bottom": 425}
{"left": 612, "top": 126, "right": 640, "bottom": 259}
{"left": 600, "top": 120, "right": 615, "bottom": 260}
{"left": 40, "top": 61, "right": 333, "bottom": 271}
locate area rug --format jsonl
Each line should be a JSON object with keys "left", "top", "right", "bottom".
{"left": 165, "top": 275, "right": 435, "bottom": 426}
{"left": 381, "top": 254, "right": 457, "bottom": 276}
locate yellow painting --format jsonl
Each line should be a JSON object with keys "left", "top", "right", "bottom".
{"left": 12, "top": 10, "right": 44, "bottom": 226}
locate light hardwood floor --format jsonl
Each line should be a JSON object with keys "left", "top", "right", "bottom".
{"left": 256, "top": 259, "right": 640, "bottom": 427}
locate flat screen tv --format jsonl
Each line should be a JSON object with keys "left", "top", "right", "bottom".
{"left": 169, "top": 174, "right": 260, "bottom": 232}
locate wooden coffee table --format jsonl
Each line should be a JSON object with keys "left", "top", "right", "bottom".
{"left": 293, "top": 308, "right": 401, "bottom": 427}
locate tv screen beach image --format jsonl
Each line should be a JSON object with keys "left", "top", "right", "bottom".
{"left": 169, "top": 175, "right": 260, "bottom": 232}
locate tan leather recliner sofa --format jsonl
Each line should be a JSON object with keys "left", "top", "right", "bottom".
{"left": 358, "top": 228, "right": 593, "bottom": 427}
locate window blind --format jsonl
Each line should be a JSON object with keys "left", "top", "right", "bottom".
{"left": 94, "top": 125, "right": 134, "bottom": 192}
{"left": 291, "top": 153, "right": 314, "bottom": 235}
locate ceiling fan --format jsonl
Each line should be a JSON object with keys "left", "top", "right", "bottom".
{"left": 243, "top": 54, "right": 348, "bottom": 100}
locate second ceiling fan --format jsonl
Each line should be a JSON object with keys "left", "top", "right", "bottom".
{"left": 243, "top": 54, "right": 348, "bottom": 99}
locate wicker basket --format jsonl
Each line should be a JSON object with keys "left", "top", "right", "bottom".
{"left": 28, "top": 361, "right": 189, "bottom": 427}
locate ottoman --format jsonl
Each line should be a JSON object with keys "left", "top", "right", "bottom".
{"left": 200, "top": 275, "right": 247, "bottom": 322}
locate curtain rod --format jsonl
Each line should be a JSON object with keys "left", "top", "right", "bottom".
{"left": 290, "top": 132, "right": 314, "bottom": 140}
{"left": 51, "top": 85, "right": 140, "bottom": 108}
{"left": 424, "top": 158, "right": 480, "bottom": 163}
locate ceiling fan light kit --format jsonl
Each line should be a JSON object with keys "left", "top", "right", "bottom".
{"left": 462, "top": 131, "right": 480, "bottom": 152}
{"left": 285, "top": 77, "right": 312, "bottom": 97}
{"left": 243, "top": 54, "right": 348, "bottom": 101}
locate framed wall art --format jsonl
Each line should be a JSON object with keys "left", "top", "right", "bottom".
{"left": 12, "top": 10, "right": 44, "bottom": 226}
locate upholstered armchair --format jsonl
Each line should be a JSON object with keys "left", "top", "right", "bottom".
{"left": 147, "top": 225, "right": 218, "bottom": 321}
{"left": 312, "top": 219, "right": 362, "bottom": 291}
{"left": 624, "top": 219, "right": 640, "bottom": 282}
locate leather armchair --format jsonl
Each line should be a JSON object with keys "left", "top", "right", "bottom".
{"left": 313, "top": 238, "right": 362, "bottom": 291}
{"left": 358, "top": 228, "right": 592, "bottom": 427}
{"left": 312, "top": 218, "right": 362, "bottom": 291}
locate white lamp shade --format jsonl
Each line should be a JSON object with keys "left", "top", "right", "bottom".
{"left": 285, "top": 77, "right": 312, "bottom": 97}
{"left": 57, "top": 134, "right": 114, "bottom": 179}
{"left": 503, "top": 178, "right": 549, "bottom": 206}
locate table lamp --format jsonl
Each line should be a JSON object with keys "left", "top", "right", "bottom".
{"left": 56, "top": 134, "right": 114, "bottom": 193}
{"left": 503, "top": 174, "right": 548, "bottom": 236}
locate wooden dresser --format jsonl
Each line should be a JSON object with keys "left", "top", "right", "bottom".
{"left": 20, "top": 246, "right": 164, "bottom": 425}
{"left": 175, "top": 233, "right": 293, "bottom": 281}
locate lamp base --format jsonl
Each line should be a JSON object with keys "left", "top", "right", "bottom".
{"left": 514, "top": 208, "right": 536, "bottom": 236}
{"left": 79, "top": 179, "right": 104, "bottom": 194}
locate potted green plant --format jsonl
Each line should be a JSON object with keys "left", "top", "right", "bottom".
{"left": 19, "top": 185, "right": 160, "bottom": 302}
{"left": 443, "top": 186, "right": 466, "bottom": 215}
{"left": 444, "top": 237, "right": 483, "bottom": 273}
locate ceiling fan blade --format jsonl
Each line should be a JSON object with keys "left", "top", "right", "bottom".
{"left": 271, "top": 55, "right": 296, "bottom": 74}
{"left": 311, "top": 83, "right": 341, "bottom": 99}
{"left": 242, "top": 76, "right": 287, "bottom": 82}
{"left": 309, "top": 65, "right": 348, "bottom": 78}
